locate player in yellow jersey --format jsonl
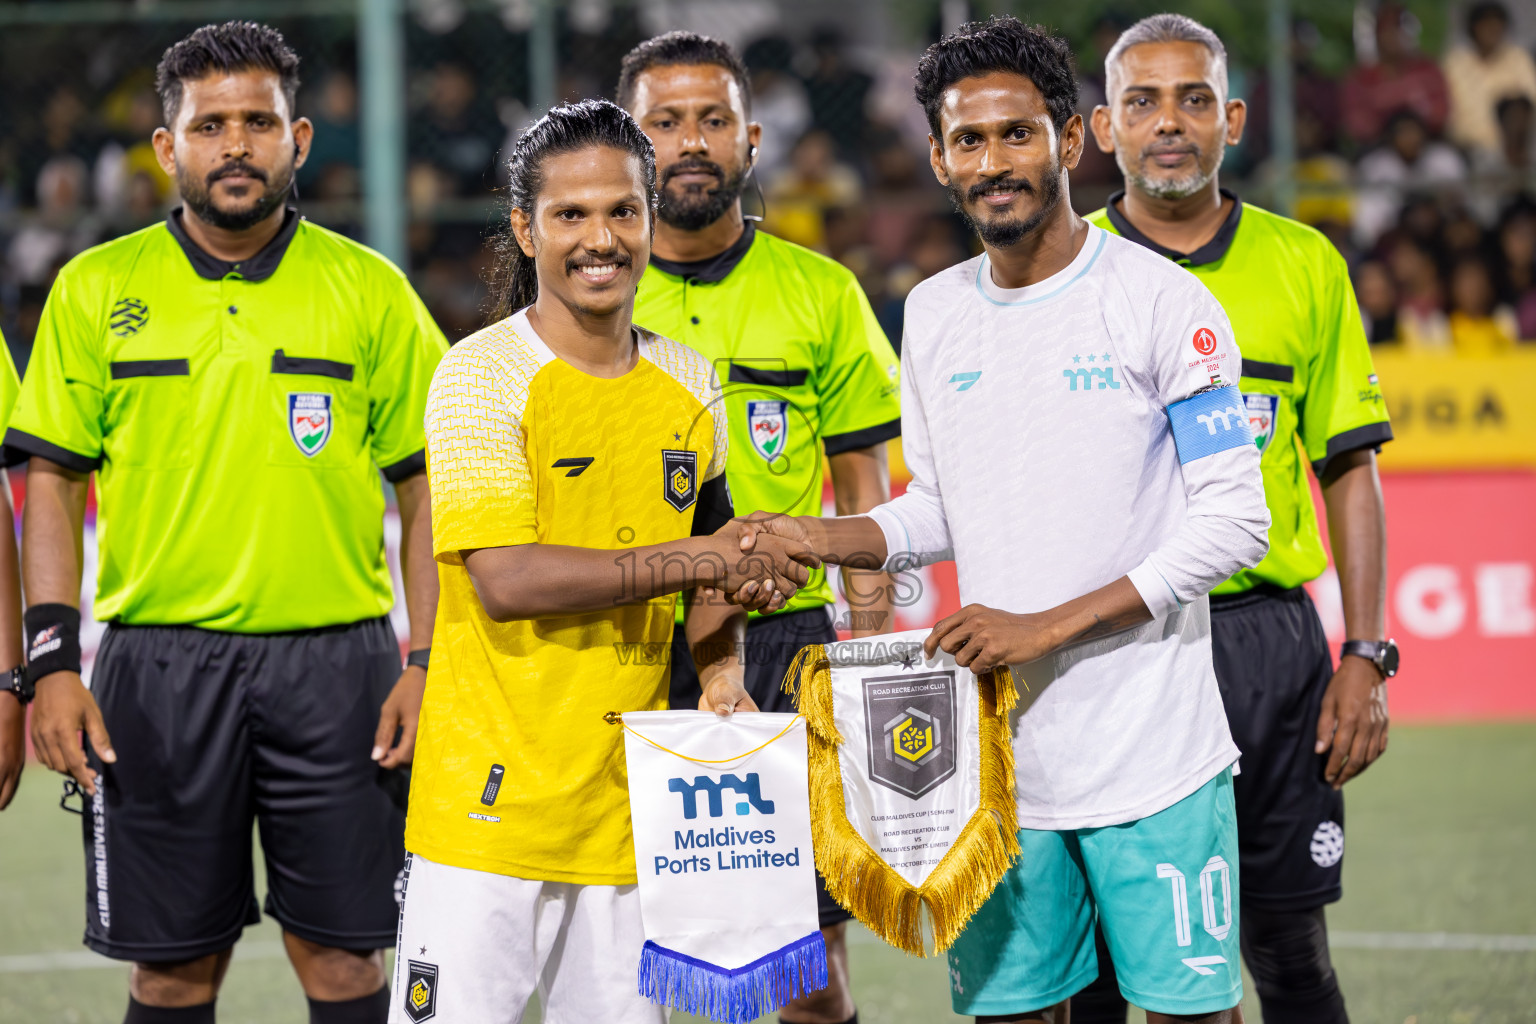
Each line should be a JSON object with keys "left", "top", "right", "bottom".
{"left": 389, "top": 99, "right": 817, "bottom": 1024}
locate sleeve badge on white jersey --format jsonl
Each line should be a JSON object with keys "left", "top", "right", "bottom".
{"left": 1185, "top": 320, "right": 1239, "bottom": 387}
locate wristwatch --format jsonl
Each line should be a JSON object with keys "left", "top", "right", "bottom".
{"left": 1, "top": 666, "right": 29, "bottom": 705}
{"left": 1341, "top": 638, "right": 1399, "bottom": 679}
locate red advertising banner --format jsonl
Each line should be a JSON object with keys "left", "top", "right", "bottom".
{"left": 1304, "top": 472, "right": 1536, "bottom": 721}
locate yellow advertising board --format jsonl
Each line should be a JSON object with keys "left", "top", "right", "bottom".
{"left": 878, "top": 351, "right": 1536, "bottom": 482}
{"left": 1371, "top": 350, "right": 1536, "bottom": 470}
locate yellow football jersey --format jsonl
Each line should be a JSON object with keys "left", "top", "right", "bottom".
{"left": 408, "top": 309, "right": 728, "bottom": 884}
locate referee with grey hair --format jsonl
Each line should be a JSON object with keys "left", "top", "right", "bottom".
{"left": 1077, "top": 13, "right": 1394, "bottom": 1024}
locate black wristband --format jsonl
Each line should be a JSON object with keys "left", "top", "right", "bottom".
{"left": 24, "top": 603, "right": 83, "bottom": 686}
{"left": 406, "top": 648, "right": 430, "bottom": 671}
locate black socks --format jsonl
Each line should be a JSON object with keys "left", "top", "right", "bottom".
{"left": 123, "top": 998, "right": 216, "bottom": 1024}
{"left": 307, "top": 986, "right": 390, "bottom": 1024}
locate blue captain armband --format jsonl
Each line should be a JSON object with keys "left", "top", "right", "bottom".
{"left": 1167, "top": 386, "right": 1254, "bottom": 464}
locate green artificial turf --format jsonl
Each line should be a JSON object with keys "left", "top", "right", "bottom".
{"left": 2, "top": 723, "right": 1532, "bottom": 1022}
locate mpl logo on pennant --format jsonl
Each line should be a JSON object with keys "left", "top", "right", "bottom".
{"left": 1244, "top": 392, "right": 1279, "bottom": 453}
{"left": 747, "top": 400, "right": 789, "bottom": 461}
{"left": 288, "top": 392, "right": 332, "bottom": 457}
{"left": 622, "top": 710, "right": 826, "bottom": 1023}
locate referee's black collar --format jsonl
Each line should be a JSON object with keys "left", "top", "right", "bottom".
{"left": 648, "top": 221, "right": 757, "bottom": 284}
{"left": 167, "top": 205, "right": 302, "bottom": 282}
{"left": 1105, "top": 188, "right": 1243, "bottom": 266}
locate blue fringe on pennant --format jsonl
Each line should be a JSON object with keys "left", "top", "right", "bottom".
{"left": 637, "top": 931, "right": 829, "bottom": 1024}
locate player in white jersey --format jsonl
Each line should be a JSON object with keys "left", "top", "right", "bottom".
{"left": 735, "top": 17, "right": 1268, "bottom": 1023}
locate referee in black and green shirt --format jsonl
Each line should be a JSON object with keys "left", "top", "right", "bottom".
{"left": 7, "top": 24, "right": 445, "bottom": 1024}
{"left": 1075, "top": 16, "right": 1393, "bottom": 1024}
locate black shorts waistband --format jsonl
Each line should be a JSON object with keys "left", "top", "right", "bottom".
{"left": 1209, "top": 583, "right": 1310, "bottom": 612}
{"left": 103, "top": 615, "right": 393, "bottom": 640}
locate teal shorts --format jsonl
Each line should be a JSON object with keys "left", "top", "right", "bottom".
{"left": 948, "top": 768, "right": 1242, "bottom": 1017}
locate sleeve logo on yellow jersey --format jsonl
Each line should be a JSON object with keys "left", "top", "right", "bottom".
{"left": 663, "top": 449, "right": 697, "bottom": 512}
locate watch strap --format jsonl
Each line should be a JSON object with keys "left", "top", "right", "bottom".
{"left": 3, "top": 666, "right": 29, "bottom": 705}
{"left": 1340, "top": 640, "right": 1384, "bottom": 663}
{"left": 1341, "top": 638, "right": 1399, "bottom": 679}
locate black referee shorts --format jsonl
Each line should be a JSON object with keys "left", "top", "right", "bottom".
{"left": 1211, "top": 585, "right": 1345, "bottom": 912}
{"left": 78, "top": 618, "right": 408, "bottom": 962}
{"left": 669, "top": 605, "right": 852, "bottom": 928}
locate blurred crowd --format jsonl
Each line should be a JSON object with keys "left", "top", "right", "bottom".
{"left": 3, "top": 2, "right": 1536, "bottom": 365}
{"left": 1260, "top": 1, "right": 1536, "bottom": 355}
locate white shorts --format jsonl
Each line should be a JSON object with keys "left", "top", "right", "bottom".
{"left": 388, "top": 853, "right": 667, "bottom": 1024}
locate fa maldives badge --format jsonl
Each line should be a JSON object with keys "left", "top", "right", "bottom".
{"left": 747, "top": 400, "right": 789, "bottom": 461}
{"left": 1244, "top": 393, "right": 1279, "bottom": 453}
{"left": 288, "top": 393, "right": 332, "bottom": 457}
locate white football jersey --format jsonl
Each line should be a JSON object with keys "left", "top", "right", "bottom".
{"left": 866, "top": 223, "right": 1270, "bottom": 829}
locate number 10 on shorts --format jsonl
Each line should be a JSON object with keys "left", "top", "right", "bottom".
{"left": 1156, "top": 856, "right": 1233, "bottom": 946}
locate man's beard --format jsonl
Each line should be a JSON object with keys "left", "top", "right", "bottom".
{"left": 180, "top": 158, "right": 293, "bottom": 232}
{"left": 950, "top": 166, "right": 1062, "bottom": 248}
{"left": 1118, "top": 135, "right": 1225, "bottom": 200}
{"left": 657, "top": 157, "right": 747, "bottom": 231}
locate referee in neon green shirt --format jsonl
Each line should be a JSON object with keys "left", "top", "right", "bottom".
{"left": 1075, "top": 16, "right": 1393, "bottom": 1024}
{"left": 620, "top": 33, "right": 902, "bottom": 1024}
{"left": 0, "top": 335, "right": 25, "bottom": 812}
{"left": 7, "top": 24, "right": 446, "bottom": 1024}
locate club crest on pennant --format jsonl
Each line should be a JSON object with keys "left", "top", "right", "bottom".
{"left": 288, "top": 393, "right": 332, "bottom": 457}
{"left": 863, "top": 672, "right": 957, "bottom": 799}
{"left": 1244, "top": 392, "right": 1279, "bottom": 453}
{"left": 747, "top": 400, "right": 789, "bottom": 461}
{"left": 662, "top": 449, "right": 697, "bottom": 511}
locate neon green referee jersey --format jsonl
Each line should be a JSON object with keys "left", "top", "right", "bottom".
{"left": 1088, "top": 192, "right": 1392, "bottom": 593}
{"left": 635, "top": 224, "right": 901, "bottom": 616}
{"left": 0, "top": 332, "right": 19, "bottom": 437}
{"left": 5, "top": 209, "right": 448, "bottom": 632}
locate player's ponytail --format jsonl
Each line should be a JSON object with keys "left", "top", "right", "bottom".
{"left": 487, "top": 99, "right": 658, "bottom": 323}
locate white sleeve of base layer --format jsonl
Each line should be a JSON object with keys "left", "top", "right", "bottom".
{"left": 1125, "top": 286, "right": 1271, "bottom": 620}
{"left": 865, "top": 325, "right": 952, "bottom": 573}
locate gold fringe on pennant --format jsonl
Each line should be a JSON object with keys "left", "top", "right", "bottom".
{"left": 783, "top": 644, "right": 842, "bottom": 744}
{"left": 987, "top": 664, "right": 1021, "bottom": 714}
{"left": 800, "top": 661, "right": 1021, "bottom": 956}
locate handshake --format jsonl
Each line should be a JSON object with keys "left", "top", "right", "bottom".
{"left": 705, "top": 513, "right": 822, "bottom": 614}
